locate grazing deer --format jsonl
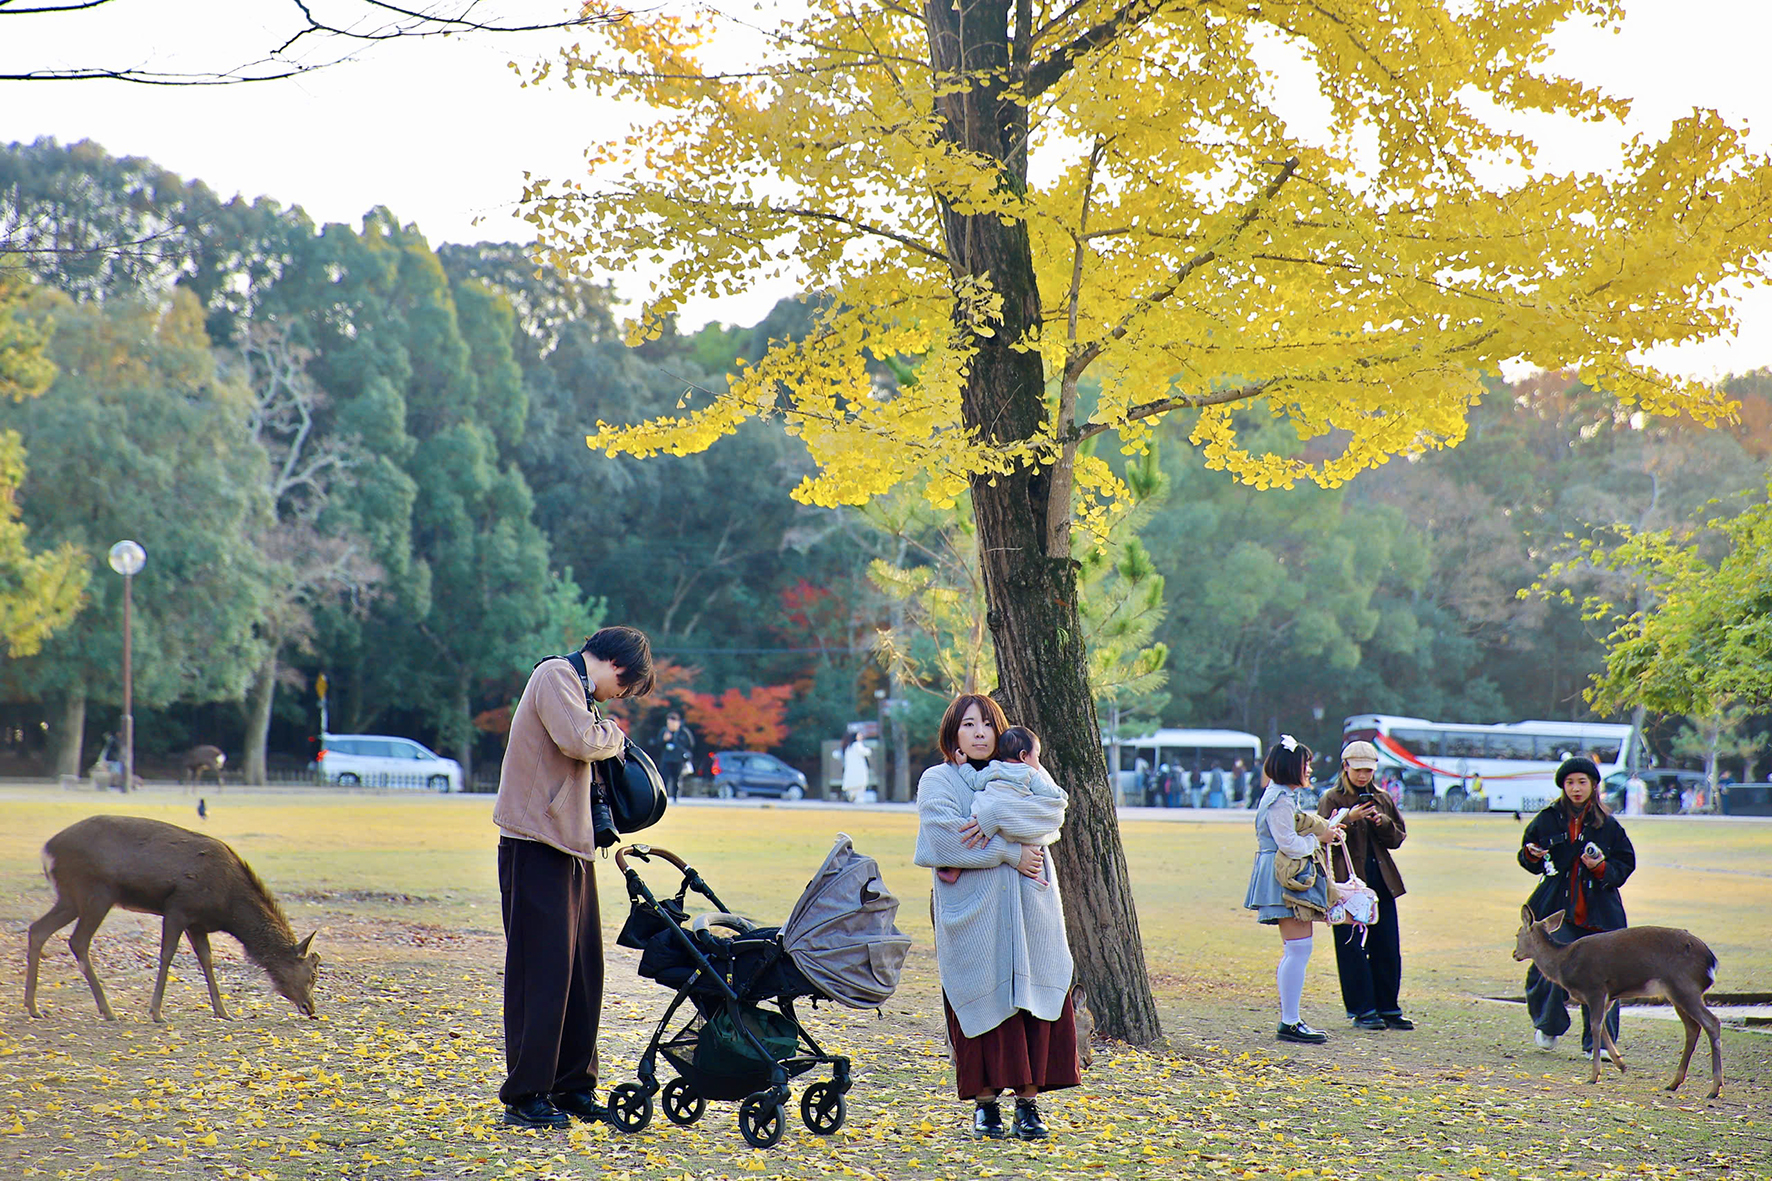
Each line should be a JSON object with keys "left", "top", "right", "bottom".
{"left": 182, "top": 745, "right": 226, "bottom": 787}
{"left": 1513, "top": 905, "right": 1721, "bottom": 1098}
{"left": 25, "top": 816, "right": 320, "bottom": 1023}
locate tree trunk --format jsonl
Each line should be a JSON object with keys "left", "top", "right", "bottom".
{"left": 52, "top": 689, "right": 85, "bottom": 778}
{"left": 455, "top": 673, "right": 474, "bottom": 785}
{"left": 926, "top": 0, "right": 1163, "bottom": 1046}
{"left": 244, "top": 651, "right": 278, "bottom": 785}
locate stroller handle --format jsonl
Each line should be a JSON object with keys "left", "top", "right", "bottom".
{"left": 614, "top": 843, "right": 690, "bottom": 874}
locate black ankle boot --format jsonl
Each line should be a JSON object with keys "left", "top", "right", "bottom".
{"left": 1012, "top": 1098, "right": 1049, "bottom": 1140}
{"left": 972, "top": 1100, "right": 1005, "bottom": 1139}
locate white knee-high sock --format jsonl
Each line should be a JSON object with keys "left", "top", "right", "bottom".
{"left": 1277, "top": 935, "right": 1313, "bottom": 1025}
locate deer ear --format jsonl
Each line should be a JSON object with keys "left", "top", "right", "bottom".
{"left": 1071, "top": 983, "right": 1088, "bottom": 1011}
{"left": 1542, "top": 910, "right": 1565, "bottom": 933}
{"left": 295, "top": 931, "right": 318, "bottom": 957}
{"left": 1520, "top": 904, "right": 1534, "bottom": 927}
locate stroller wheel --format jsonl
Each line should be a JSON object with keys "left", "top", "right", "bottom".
{"left": 661, "top": 1077, "right": 705, "bottom": 1126}
{"left": 606, "top": 1082, "right": 653, "bottom": 1133}
{"left": 800, "top": 1081, "right": 845, "bottom": 1134}
{"left": 737, "top": 1093, "right": 785, "bottom": 1148}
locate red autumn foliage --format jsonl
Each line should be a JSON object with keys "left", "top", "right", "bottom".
{"left": 681, "top": 683, "right": 796, "bottom": 750}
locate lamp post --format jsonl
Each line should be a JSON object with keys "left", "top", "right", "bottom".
{"left": 107, "top": 541, "right": 146, "bottom": 793}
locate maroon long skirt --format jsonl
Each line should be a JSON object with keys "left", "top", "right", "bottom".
{"left": 943, "top": 992, "right": 1081, "bottom": 1099}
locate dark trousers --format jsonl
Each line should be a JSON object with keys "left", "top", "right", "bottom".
{"left": 661, "top": 764, "right": 682, "bottom": 801}
{"left": 498, "top": 838, "right": 603, "bottom": 1104}
{"left": 1331, "top": 885, "right": 1403, "bottom": 1018}
{"left": 1525, "top": 921, "right": 1620, "bottom": 1051}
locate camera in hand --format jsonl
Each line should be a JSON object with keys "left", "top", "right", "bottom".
{"left": 1357, "top": 791, "right": 1375, "bottom": 803}
{"left": 1583, "top": 840, "right": 1603, "bottom": 861}
{"left": 592, "top": 794, "right": 620, "bottom": 849}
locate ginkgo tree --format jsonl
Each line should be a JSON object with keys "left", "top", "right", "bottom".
{"left": 523, "top": 0, "right": 1772, "bottom": 1040}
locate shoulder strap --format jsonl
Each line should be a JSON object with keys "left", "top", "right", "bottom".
{"left": 534, "top": 651, "right": 597, "bottom": 713}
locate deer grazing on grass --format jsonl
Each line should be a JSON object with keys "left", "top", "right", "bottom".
{"left": 182, "top": 745, "right": 227, "bottom": 787}
{"left": 26, "top": 816, "right": 320, "bottom": 1023}
{"left": 1513, "top": 905, "right": 1721, "bottom": 1099}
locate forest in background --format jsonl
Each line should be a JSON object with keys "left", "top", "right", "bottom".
{"left": 4, "top": 137, "right": 1770, "bottom": 786}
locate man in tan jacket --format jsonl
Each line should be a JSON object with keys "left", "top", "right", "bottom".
{"left": 492, "top": 626, "right": 654, "bottom": 1128}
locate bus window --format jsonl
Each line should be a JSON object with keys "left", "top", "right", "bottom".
{"left": 1443, "top": 733, "right": 1484, "bottom": 758}
{"left": 1535, "top": 736, "right": 1581, "bottom": 760}
{"left": 1488, "top": 734, "right": 1535, "bottom": 760}
{"left": 1390, "top": 728, "right": 1439, "bottom": 756}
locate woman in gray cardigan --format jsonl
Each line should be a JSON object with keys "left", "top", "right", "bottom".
{"left": 914, "top": 693, "right": 1080, "bottom": 1142}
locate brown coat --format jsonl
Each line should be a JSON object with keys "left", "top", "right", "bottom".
{"left": 1317, "top": 783, "right": 1408, "bottom": 898}
{"left": 491, "top": 660, "right": 628, "bottom": 859}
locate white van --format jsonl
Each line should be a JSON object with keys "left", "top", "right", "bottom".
{"left": 314, "top": 734, "right": 462, "bottom": 792}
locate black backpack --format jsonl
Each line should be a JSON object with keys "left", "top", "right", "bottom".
{"left": 536, "top": 652, "right": 668, "bottom": 836}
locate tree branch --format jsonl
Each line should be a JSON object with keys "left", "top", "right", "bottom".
{"left": 1063, "top": 156, "right": 1298, "bottom": 387}
{"left": 1020, "top": 0, "right": 1179, "bottom": 101}
{"left": 0, "top": 0, "right": 612, "bottom": 85}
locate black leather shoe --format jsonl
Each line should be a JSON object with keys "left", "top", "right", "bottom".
{"left": 1353, "top": 1013, "right": 1387, "bottom": 1031}
{"left": 503, "top": 1096, "right": 570, "bottom": 1129}
{"left": 1012, "top": 1099, "right": 1049, "bottom": 1141}
{"left": 1276, "top": 1021, "right": 1329, "bottom": 1044}
{"left": 973, "top": 1101, "right": 1006, "bottom": 1139}
{"left": 1381, "top": 1014, "right": 1415, "bottom": 1030}
{"left": 549, "top": 1089, "right": 609, "bottom": 1123}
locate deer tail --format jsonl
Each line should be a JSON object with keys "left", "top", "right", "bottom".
{"left": 41, "top": 847, "right": 55, "bottom": 884}
{"left": 1703, "top": 948, "right": 1718, "bottom": 992}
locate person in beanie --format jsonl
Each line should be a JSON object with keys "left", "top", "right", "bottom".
{"left": 491, "top": 627, "right": 656, "bottom": 1129}
{"left": 1517, "top": 755, "right": 1636, "bottom": 1055}
{"left": 1317, "top": 741, "right": 1415, "bottom": 1031}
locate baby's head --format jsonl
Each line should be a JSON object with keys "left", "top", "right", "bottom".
{"left": 998, "top": 726, "right": 1040, "bottom": 765}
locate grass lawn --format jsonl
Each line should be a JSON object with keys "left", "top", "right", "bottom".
{"left": 0, "top": 786, "right": 1768, "bottom": 1181}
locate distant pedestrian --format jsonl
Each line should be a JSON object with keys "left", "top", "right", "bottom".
{"left": 841, "top": 734, "right": 872, "bottom": 803}
{"left": 655, "top": 712, "right": 695, "bottom": 801}
{"left": 197, "top": 798, "right": 207, "bottom": 820}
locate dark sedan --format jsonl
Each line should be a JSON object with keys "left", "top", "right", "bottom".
{"left": 710, "top": 750, "right": 808, "bottom": 800}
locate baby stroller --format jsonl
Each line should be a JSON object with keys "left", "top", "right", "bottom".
{"left": 606, "top": 836, "right": 910, "bottom": 1147}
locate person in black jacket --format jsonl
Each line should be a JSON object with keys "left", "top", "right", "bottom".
{"left": 1518, "top": 756, "right": 1636, "bottom": 1055}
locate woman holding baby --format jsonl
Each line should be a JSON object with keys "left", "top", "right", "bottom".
{"left": 914, "top": 692, "right": 1081, "bottom": 1141}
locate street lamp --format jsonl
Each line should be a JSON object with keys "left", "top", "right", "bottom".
{"left": 107, "top": 540, "right": 146, "bottom": 793}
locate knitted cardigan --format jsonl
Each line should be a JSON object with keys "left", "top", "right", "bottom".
{"left": 914, "top": 761, "right": 1075, "bottom": 1038}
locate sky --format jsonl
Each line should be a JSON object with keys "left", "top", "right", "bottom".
{"left": 3, "top": 0, "right": 1771, "bottom": 379}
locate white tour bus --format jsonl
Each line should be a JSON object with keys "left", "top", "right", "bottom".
{"left": 1341, "top": 714, "right": 1637, "bottom": 812}
{"left": 1107, "top": 728, "right": 1264, "bottom": 806}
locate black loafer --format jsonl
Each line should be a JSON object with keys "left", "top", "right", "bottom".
{"left": 1353, "top": 1013, "right": 1387, "bottom": 1031}
{"left": 1011, "top": 1099, "right": 1049, "bottom": 1141}
{"left": 973, "top": 1100, "right": 1006, "bottom": 1139}
{"left": 1276, "top": 1021, "right": 1329, "bottom": 1044}
{"left": 503, "top": 1096, "right": 570, "bottom": 1129}
{"left": 549, "top": 1089, "right": 609, "bottom": 1123}
{"left": 1381, "top": 1014, "right": 1415, "bottom": 1031}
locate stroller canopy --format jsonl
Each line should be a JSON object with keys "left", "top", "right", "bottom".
{"left": 780, "top": 834, "right": 911, "bottom": 1008}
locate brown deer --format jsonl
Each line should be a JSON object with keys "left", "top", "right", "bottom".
{"left": 25, "top": 816, "right": 320, "bottom": 1023}
{"left": 182, "top": 745, "right": 227, "bottom": 787}
{"left": 1512, "top": 905, "right": 1722, "bottom": 1098}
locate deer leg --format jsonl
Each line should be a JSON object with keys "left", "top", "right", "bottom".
{"left": 148, "top": 916, "right": 187, "bottom": 1023}
{"left": 25, "top": 897, "right": 80, "bottom": 1018}
{"left": 66, "top": 905, "right": 116, "bottom": 1020}
{"left": 186, "top": 930, "right": 230, "bottom": 1020}
{"left": 1597, "top": 1011, "right": 1626, "bottom": 1074}
{"left": 1584, "top": 997, "right": 1608, "bottom": 1084}
{"left": 1694, "top": 1001, "right": 1723, "bottom": 1100}
{"left": 1668, "top": 1008, "right": 1699, "bottom": 1093}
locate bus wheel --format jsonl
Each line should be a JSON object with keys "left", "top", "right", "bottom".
{"left": 1445, "top": 787, "right": 1467, "bottom": 811}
